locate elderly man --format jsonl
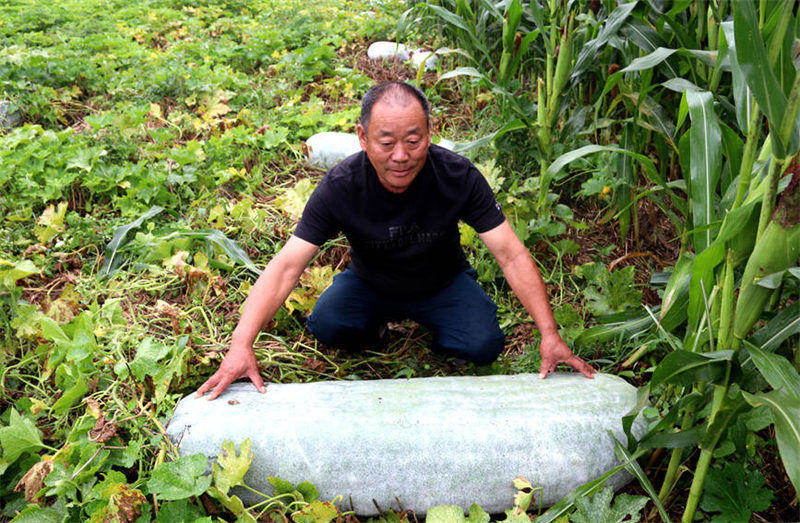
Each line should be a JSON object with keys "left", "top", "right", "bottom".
{"left": 197, "top": 81, "right": 595, "bottom": 400}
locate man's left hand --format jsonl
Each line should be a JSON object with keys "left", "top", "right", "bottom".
{"left": 539, "top": 333, "right": 596, "bottom": 379}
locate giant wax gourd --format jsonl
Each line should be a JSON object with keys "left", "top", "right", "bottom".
{"left": 167, "top": 373, "right": 646, "bottom": 515}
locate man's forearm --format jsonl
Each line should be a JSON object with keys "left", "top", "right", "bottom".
{"left": 498, "top": 248, "right": 559, "bottom": 338}
{"left": 230, "top": 256, "right": 305, "bottom": 350}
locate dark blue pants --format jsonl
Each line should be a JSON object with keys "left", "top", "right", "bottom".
{"left": 306, "top": 268, "right": 505, "bottom": 365}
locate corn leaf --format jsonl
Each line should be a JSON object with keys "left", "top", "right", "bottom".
{"left": 99, "top": 206, "right": 164, "bottom": 277}
{"left": 733, "top": 0, "right": 790, "bottom": 157}
{"left": 651, "top": 349, "right": 733, "bottom": 387}
{"left": 721, "top": 21, "right": 756, "bottom": 134}
{"left": 743, "top": 388, "right": 800, "bottom": 494}
{"left": 685, "top": 90, "right": 722, "bottom": 252}
{"left": 751, "top": 301, "right": 800, "bottom": 352}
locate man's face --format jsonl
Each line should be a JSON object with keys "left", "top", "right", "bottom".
{"left": 357, "top": 96, "right": 431, "bottom": 194}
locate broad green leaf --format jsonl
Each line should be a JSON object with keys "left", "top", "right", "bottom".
{"left": 687, "top": 241, "right": 724, "bottom": 335}
{"left": 659, "top": 253, "right": 693, "bottom": 330}
{"left": 297, "top": 481, "right": 319, "bottom": 503}
{"left": 639, "top": 426, "right": 704, "bottom": 449}
{"left": 572, "top": 2, "right": 637, "bottom": 78}
{"left": 291, "top": 500, "right": 339, "bottom": 523}
{"left": 721, "top": 21, "right": 756, "bottom": 135}
{"left": 733, "top": 0, "right": 790, "bottom": 157}
{"left": 147, "top": 454, "right": 212, "bottom": 500}
{"left": 99, "top": 206, "right": 164, "bottom": 276}
{"left": 534, "top": 463, "right": 627, "bottom": 523}
{"left": 574, "top": 308, "right": 656, "bottom": 346}
{"left": 743, "top": 388, "right": 800, "bottom": 493}
{"left": 746, "top": 344, "right": 800, "bottom": 392}
{"left": 213, "top": 439, "right": 253, "bottom": 495}
{"left": 129, "top": 338, "right": 172, "bottom": 380}
{"left": 620, "top": 46, "right": 676, "bottom": 73}
{"left": 752, "top": 301, "right": 800, "bottom": 352}
{"left": 700, "top": 463, "right": 773, "bottom": 522}
{"left": 686, "top": 90, "right": 722, "bottom": 252}
{"left": 651, "top": 350, "right": 732, "bottom": 387}
{"left": 10, "top": 505, "right": 64, "bottom": 523}
{"left": 0, "top": 259, "right": 40, "bottom": 288}
{"left": 268, "top": 476, "right": 295, "bottom": 496}
{"left": 0, "top": 409, "right": 44, "bottom": 464}
{"left": 569, "top": 486, "right": 648, "bottom": 523}
{"left": 548, "top": 145, "right": 662, "bottom": 188}
{"left": 156, "top": 499, "right": 208, "bottom": 522}
{"left": 51, "top": 378, "right": 89, "bottom": 415}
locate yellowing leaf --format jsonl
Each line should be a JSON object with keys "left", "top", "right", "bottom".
{"left": 35, "top": 201, "right": 68, "bottom": 244}
{"left": 274, "top": 178, "right": 316, "bottom": 220}
{"left": 149, "top": 102, "right": 163, "bottom": 120}
{"left": 291, "top": 500, "right": 338, "bottom": 523}
{"left": 213, "top": 439, "right": 253, "bottom": 495}
{"left": 0, "top": 259, "right": 40, "bottom": 288}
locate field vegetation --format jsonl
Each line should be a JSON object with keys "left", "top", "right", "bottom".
{"left": 1, "top": 0, "right": 798, "bottom": 521}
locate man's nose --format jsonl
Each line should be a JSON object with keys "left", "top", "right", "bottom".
{"left": 390, "top": 143, "right": 410, "bottom": 162}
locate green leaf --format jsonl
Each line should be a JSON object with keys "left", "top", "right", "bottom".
{"left": 147, "top": 454, "right": 212, "bottom": 500}
{"left": 34, "top": 201, "right": 68, "bottom": 244}
{"left": 746, "top": 344, "right": 800, "bottom": 394}
{"left": 297, "top": 481, "right": 319, "bottom": 503}
{"left": 439, "top": 66, "right": 486, "bottom": 81}
{"left": 751, "top": 301, "right": 800, "bottom": 352}
{"left": 639, "top": 425, "right": 705, "bottom": 449}
{"left": 685, "top": 90, "right": 722, "bottom": 252}
{"left": 721, "top": 21, "right": 756, "bottom": 135}
{"left": 651, "top": 350, "right": 732, "bottom": 387}
{"left": 268, "top": 476, "right": 295, "bottom": 496}
{"left": 0, "top": 259, "right": 40, "bottom": 288}
{"left": 427, "top": 506, "right": 466, "bottom": 522}
{"left": 213, "top": 439, "right": 253, "bottom": 495}
{"left": 129, "top": 338, "right": 172, "bottom": 380}
{"left": 743, "top": 387, "right": 800, "bottom": 493}
{"left": 99, "top": 206, "right": 164, "bottom": 276}
{"left": 156, "top": 499, "right": 208, "bottom": 522}
{"left": 733, "top": 0, "right": 790, "bottom": 156}
{"left": 574, "top": 308, "right": 656, "bottom": 346}
{"left": 534, "top": 463, "right": 627, "bottom": 523}
{"left": 612, "top": 435, "right": 672, "bottom": 523}
{"left": 207, "top": 486, "right": 255, "bottom": 522}
{"left": 0, "top": 409, "right": 44, "bottom": 464}
{"left": 659, "top": 253, "right": 693, "bottom": 330}
{"left": 291, "top": 500, "right": 339, "bottom": 523}
{"left": 569, "top": 486, "right": 648, "bottom": 523}
{"left": 10, "top": 505, "right": 64, "bottom": 523}
{"left": 700, "top": 463, "right": 773, "bottom": 522}
{"left": 51, "top": 378, "right": 89, "bottom": 415}
{"left": 466, "top": 503, "right": 490, "bottom": 523}
{"left": 572, "top": 2, "right": 637, "bottom": 78}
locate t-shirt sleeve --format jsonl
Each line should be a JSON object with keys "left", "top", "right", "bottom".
{"left": 292, "top": 178, "right": 339, "bottom": 246}
{"left": 462, "top": 166, "right": 506, "bottom": 233}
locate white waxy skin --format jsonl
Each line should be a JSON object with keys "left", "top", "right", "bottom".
{"left": 305, "top": 132, "right": 361, "bottom": 170}
{"left": 167, "top": 373, "right": 646, "bottom": 516}
{"left": 367, "top": 41, "right": 410, "bottom": 61}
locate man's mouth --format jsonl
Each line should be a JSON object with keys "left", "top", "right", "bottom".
{"left": 391, "top": 168, "right": 412, "bottom": 176}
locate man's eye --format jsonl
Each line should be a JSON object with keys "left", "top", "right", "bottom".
{"left": 380, "top": 142, "right": 393, "bottom": 147}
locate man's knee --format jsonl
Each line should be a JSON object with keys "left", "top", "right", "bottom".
{"left": 307, "top": 308, "right": 377, "bottom": 349}
{"left": 460, "top": 330, "right": 505, "bottom": 365}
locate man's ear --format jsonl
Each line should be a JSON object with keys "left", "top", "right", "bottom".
{"left": 356, "top": 124, "right": 367, "bottom": 151}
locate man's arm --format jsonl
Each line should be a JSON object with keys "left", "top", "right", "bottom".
{"left": 196, "top": 235, "right": 320, "bottom": 400}
{"left": 478, "top": 220, "right": 595, "bottom": 379}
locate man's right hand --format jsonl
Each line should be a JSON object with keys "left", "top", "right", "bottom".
{"left": 196, "top": 346, "right": 267, "bottom": 400}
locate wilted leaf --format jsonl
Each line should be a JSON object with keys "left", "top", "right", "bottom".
{"left": 275, "top": 178, "right": 316, "bottom": 220}
{"left": 0, "top": 259, "right": 40, "bottom": 288}
{"left": 14, "top": 458, "right": 53, "bottom": 501}
{"left": 34, "top": 201, "right": 68, "bottom": 244}
{"left": 129, "top": 338, "right": 172, "bottom": 380}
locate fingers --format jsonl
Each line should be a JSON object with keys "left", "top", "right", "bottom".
{"left": 196, "top": 374, "right": 219, "bottom": 397}
{"left": 206, "top": 373, "right": 236, "bottom": 401}
{"left": 567, "top": 355, "right": 597, "bottom": 379}
{"left": 248, "top": 368, "right": 267, "bottom": 393}
{"left": 539, "top": 357, "right": 552, "bottom": 379}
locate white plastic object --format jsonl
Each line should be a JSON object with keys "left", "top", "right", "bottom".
{"left": 367, "top": 41, "right": 410, "bottom": 61}
{"left": 167, "top": 373, "right": 646, "bottom": 516}
{"left": 305, "top": 132, "right": 362, "bottom": 170}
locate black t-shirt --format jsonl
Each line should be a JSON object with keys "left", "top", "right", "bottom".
{"left": 293, "top": 144, "right": 505, "bottom": 298}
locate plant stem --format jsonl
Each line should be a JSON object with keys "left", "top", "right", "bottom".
{"left": 682, "top": 448, "right": 713, "bottom": 523}
{"left": 658, "top": 408, "right": 693, "bottom": 501}
{"left": 732, "top": 103, "right": 761, "bottom": 208}
{"left": 755, "top": 158, "right": 779, "bottom": 241}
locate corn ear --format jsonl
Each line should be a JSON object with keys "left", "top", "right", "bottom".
{"left": 547, "top": 15, "right": 573, "bottom": 127}
{"left": 733, "top": 221, "right": 800, "bottom": 338}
